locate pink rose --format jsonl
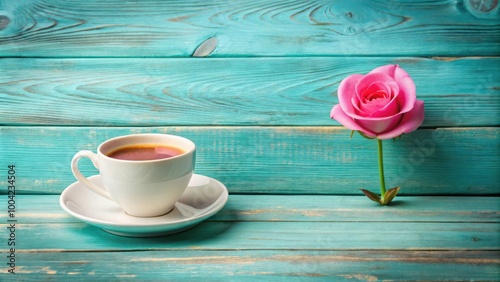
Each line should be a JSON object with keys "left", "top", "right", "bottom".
{"left": 330, "top": 64, "right": 424, "bottom": 140}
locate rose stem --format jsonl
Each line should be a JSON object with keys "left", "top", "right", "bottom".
{"left": 377, "top": 139, "right": 387, "bottom": 197}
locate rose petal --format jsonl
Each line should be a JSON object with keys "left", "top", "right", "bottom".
{"left": 371, "top": 65, "right": 416, "bottom": 114}
{"left": 332, "top": 64, "right": 422, "bottom": 140}
{"left": 376, "top": 100, "right": 425, "bottom": 140}
{"left": 357, "top": 114, "right": 402, "bottom": 134}
{"left": 358, "top": 80, "right": 400, "bottom": 118}
{"left": 338, "top": 74, "right": 364, "bottom": 117}
{"left": 336, "top": 65, "right": 418, "bottom": 123}
{"left": 355, "top": 73, "right": 394, "bottom": 99}
{"left": 353, "top": 73, "right": 400, "bottom": 118}
{"left": 396, "top": 76, "right": 417, "bottom": 114}
{"left": 351, "top": 96, "right": 364, "bottom": 115}
{"left": 359, "top": 92, "right": 390, "bottom": 115}
{"left": 370, "top": 97, "right": 400, "bottom": 118}
{"left": 370, "top": 64, "right": 410, "bottom": 81}
{"left": 330, "top": 105, "right": 377, "bottom": 138}
{"left": 362, "top": 82, "right": 390, "bottom": 102}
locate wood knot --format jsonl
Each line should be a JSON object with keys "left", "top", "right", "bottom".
{"left": 464, "top": 0, "right": 499, "bottom": 18}
{"left": 192, "top": 37, "right": 218, "bottom": 57}
{"left": 0, "top": 15, "right": 10, "bottom": 31}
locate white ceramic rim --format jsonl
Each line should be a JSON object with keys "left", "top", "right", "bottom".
{"left": 97, "top": 133, "right": 196, "bottom": 163}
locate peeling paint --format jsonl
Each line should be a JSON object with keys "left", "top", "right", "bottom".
{"left": 239, "top": 208, "right": 327, "bottom": 217}
{"left": 431, "top": 57, "right": 460, "bottom": 62}
{"left": 116, "top": 274, "right": 137, "bottom": 278}
{"left": 132, "top": 256, "right": 257, "bottom": 265}
{"left": 41, "top": 266, "right": 57, "bottom": 275}
{"left": 340, "top": 274, "right": 378, "bottom": 281}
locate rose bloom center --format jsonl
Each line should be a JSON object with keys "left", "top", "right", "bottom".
{"left": 365, "top": 90, "right": 387, "bottom": 101}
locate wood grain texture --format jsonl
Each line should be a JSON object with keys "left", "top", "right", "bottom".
{"left": 1, "top": 250, "right": 499, "bottom": 281}
{"left": 0, "top": 195, "right": 500, "bottom": 281}
{"left": 0, "top": 57, "right": 498, "bottom": 127}
{"left": 0, "top": 196, "right": 498, "bottom": 252}
{"left": 3, "top": 195, "right": 499, "bottom": 224}
{"left": 0, "top": 1, "right": 498, "bottom": 280}
{"left": 1, "top": 194, "right": 498, "bottom": 280}
{"left": 7, "top": 221, "right": 497, "bottom": 251}
{"left": 0, "top": 0, "right": 499, "bottom": 57}
{"left": 0, "top": 126, "right": 498, "bottom": 195}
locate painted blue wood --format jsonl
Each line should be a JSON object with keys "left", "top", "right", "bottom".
{"left": 1, "top": 199, "right": 498, "bottom": 252}
{"left": 5, "top": 195, "right": 499, "bottom": 224}
{"left": 0, "top": 126, "right": 498, "bottom": 195}
{"left": 0, "top": 194, "right": 499, "bottom": 280}
{"left": 0, "top": 0, "right": 499, "bottom": 57}
{"left": 0, "top": 57, "right": 498, "bottom": 127}
{"left": 2, "top": 250, "right": 499, "bottom": 280}
{"left": 0, "top": 0, "right": 498, "bottom": 280}
{"left": 9, "top": 220, "right": 498, "bottom": 251}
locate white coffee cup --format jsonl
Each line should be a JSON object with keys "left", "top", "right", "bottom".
{"left": 71, "top": 134, "right": 196, "bottom": 217}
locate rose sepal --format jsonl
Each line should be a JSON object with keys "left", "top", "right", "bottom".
{"left": 360, "top": 189, "right": 381, "bottom": 203}
{"left": 381, "top": 186, "right": 400, "bottom": 205}
{"left": 360, "top": 186, "right": 400, "bottom": 205}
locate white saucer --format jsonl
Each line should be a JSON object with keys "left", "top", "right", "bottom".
{"left": 60, "top": 174, "right": 228, "bottom": 237}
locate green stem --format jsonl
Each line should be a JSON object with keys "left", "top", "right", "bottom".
{"left": 377, "top": 139, "right": 386, "bottom": 197}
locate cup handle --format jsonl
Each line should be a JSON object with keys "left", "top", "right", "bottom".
{"left": 71, "top": 150, "right": 113, "bottom": 200}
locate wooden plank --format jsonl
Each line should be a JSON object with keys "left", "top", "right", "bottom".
{"left": 0, "top": 0, "right": 499, "bottom": 57}
{"left": 1, "top": 220, "right": 498, "bottom": 251}
{"left": 0, "top": 57, "right": 498, "bottom": 127}
{"left": 3, "top": 195, "right": 499, "bottom": 224}
{"left": 1, "top": 250, "right": 498, "bottom": 281}
{"left": 1, "top": 194, "right": 498, "bottom": 279}
{"left": 0, "top": 126, "right": 498, "bottom": 195}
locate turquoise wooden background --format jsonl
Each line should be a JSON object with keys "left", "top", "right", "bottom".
{"left": 0, "top": 0, "right": 499, "bottom": 195}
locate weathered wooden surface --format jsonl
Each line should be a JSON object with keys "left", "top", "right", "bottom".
{"left": 0, "top": 195, "right": 499, "bottom": 280}
{"left": 0, "top": 0, "right": 499, "bottom": 57}
{"left": 3, "top": 250, "right": 500, "bottom": 281}
{"left": 1, "top": 0, "right": 499, "bottom": 280}
{"left": 1, "top": 126, "right": 498, "bottom": 195}
{"left": 8, "top": 195, "right": 500, "bottom": 224}
{"left": 0, "top": 57, "right": 498, "bottom": 127}
{"left": 0, "top": 1, "right": 499, "bottom": 196}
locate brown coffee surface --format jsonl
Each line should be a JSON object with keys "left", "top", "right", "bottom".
{"left": 107, "top": 145, "right": 184, "bottom": 161}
